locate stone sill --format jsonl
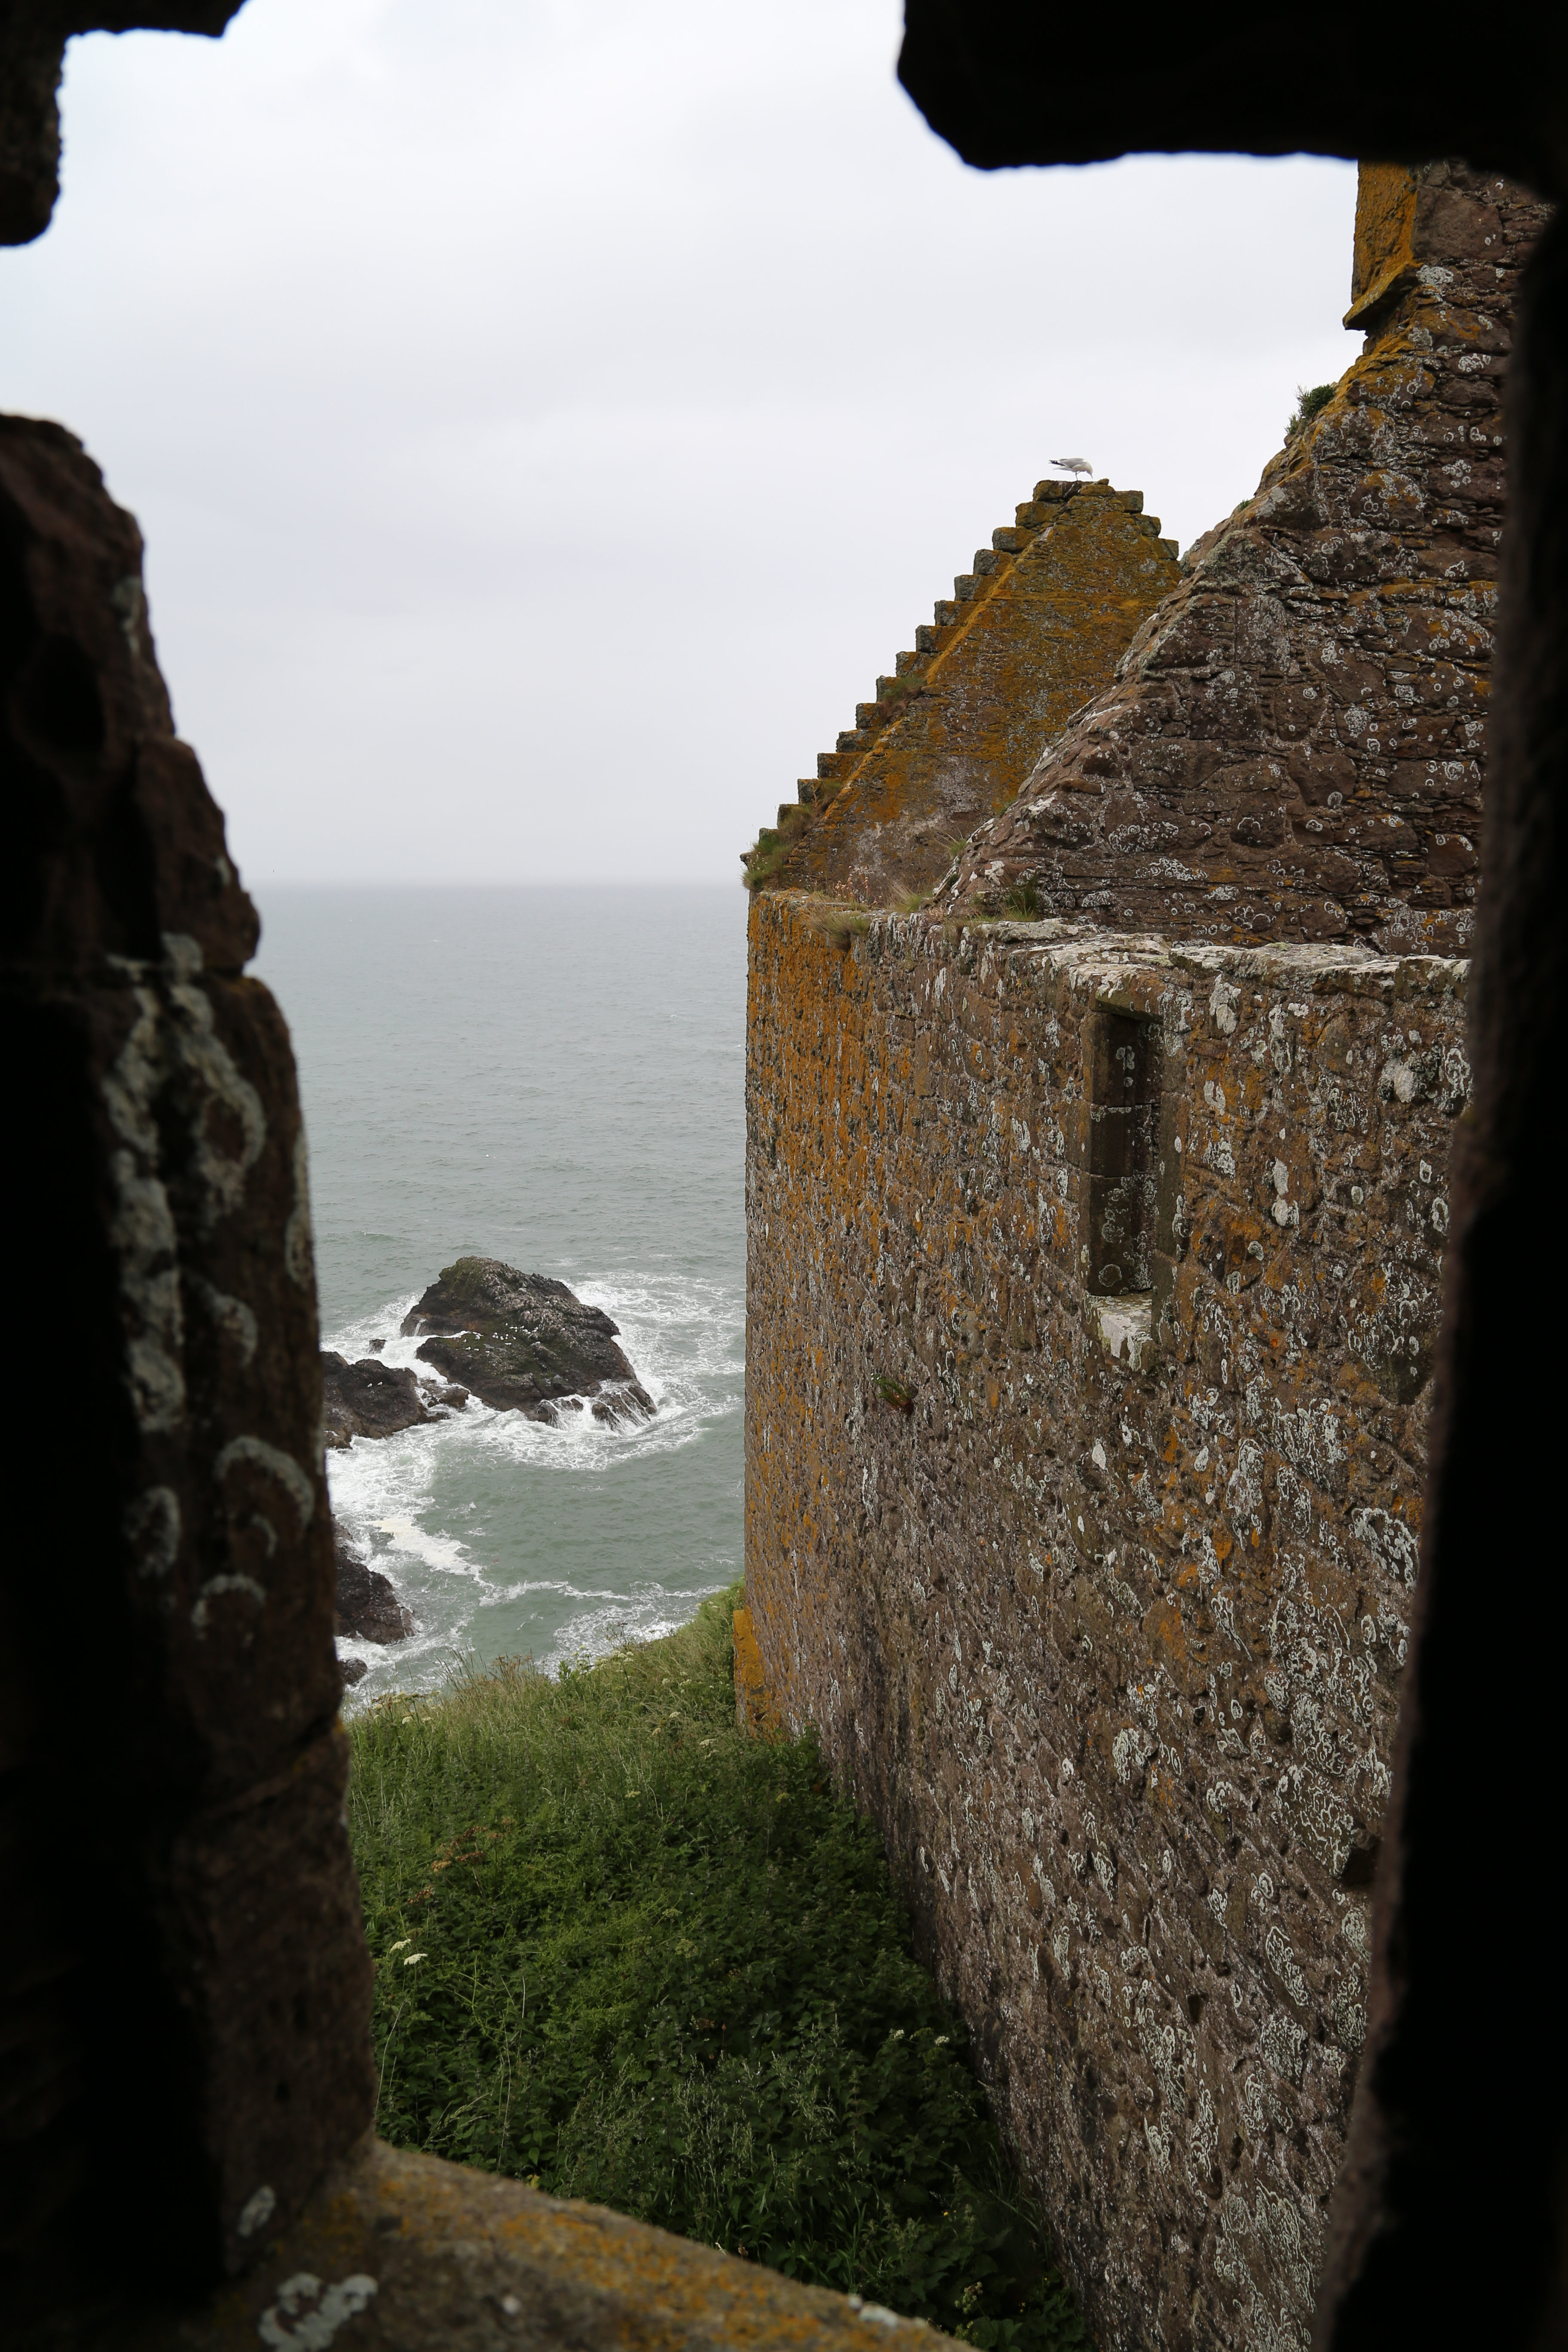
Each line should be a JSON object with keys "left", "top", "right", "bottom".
{"left": 1085, "top": 1291, "right": 1155, "bottom": 1370}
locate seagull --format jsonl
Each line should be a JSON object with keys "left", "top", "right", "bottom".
{"left": 1049, "top": 456, "right": 1093, "bottom": 478}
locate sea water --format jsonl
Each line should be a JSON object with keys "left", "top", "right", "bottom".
{"left": 252, "top": 885, "right": 747, "bottom": 1699}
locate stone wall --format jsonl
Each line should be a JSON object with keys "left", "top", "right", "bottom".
{"left": 941, "top": 163, "right": 1551, "bottom": 955}
{"left": 2, "top": 414, "right": 373, "bottom": 2304}
{"left": 749, "top": 481, "right": 1177, "bottom": 905}
{"left": 744, "top": 893, "right": 1466, "bottom": 2352}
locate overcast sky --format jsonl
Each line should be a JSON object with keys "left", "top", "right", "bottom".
{"left": 4, "top": 1, "right": 1357, "bottom": 887}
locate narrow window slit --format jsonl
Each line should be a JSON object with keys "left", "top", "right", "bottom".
{"left": 1083, "top": 1007, "right": 1163, "bottom": 1366}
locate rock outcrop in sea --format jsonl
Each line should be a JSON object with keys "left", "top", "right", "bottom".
{"left": 333, "top": 1525, "right": 415, "bottom": 1647}
{"left": 321, "top": 1351, "right": 469, "bottom": 1448}
{"left": 401, "top": 1257, "right": 655, "bottom": 1425}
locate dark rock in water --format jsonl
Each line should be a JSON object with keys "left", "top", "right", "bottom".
{"left": 334, "top": 1526, "right": 415, "bottom": 1644}
{"left": 321, "top": 1352, "right": 432, "bottom": 1448}
{"left": 368, "top": 1337, "right": 386, "bottom": 1352}
{"left": 339, "top": 1654, "right": 370, "bottom": 1687}
{"left": 421, "top": 1379, "right": 470, "bottom": 1410}
{"left": 401, "top": 1257, "right": 655, "bottom": 1424}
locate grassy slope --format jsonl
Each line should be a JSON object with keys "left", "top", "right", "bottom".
{"left": 348, "top": 1588, "right": 1086, "bottom": 2350}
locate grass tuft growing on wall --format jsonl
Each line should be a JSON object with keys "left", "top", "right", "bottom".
{"left": 743, "top": 804, "right": 812, "bottom": 890}
{"left": 348, "top": 1590, "right": 1086, "bottom": 2350}
{"left": 805, "top": 904, "right": 873, "bottom": 950}
{"left": 1286, "top": 381, "right": 1336, "bottom": 441}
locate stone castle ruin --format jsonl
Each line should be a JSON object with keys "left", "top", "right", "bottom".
{"left": 743, "top": 161, "right": 1549, "bottom": 2352}
{"left": 6, "top": 0, "right": 1566, "bottom": 2334}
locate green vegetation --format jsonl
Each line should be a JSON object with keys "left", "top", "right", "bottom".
{"left": 348, "top": 1592, "right": 1085, "bottom": 2349}
{"left": 743, "top": 804, "right": 811, "bottom": 892}
{"left": 806, "top": 901, "right": 872, "bottom": 949}
{"left": 1004, "top": 882, "right": 1044, "bottom": 920}
{"left": 1286, "top": 381, "right": 1336, "bottom": 440}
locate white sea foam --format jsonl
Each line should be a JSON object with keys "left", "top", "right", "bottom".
{"left": 325, "top": 1265, "right": 742, "bottom": 1703}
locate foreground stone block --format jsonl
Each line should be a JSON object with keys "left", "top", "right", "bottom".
{"left": 2, "top": 413, "right": 373, "bottom": 2302}
{"left": 73, "top": 2135, "right": 950, "bottom": 2351}
{"left": 0, "top": 8, "right": 245, "bottom": 246}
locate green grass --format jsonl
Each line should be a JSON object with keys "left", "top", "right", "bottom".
{"left": 806, "top": 902, "right": 873, "bottom": 950}
{"left": 347, "top": 1589, "right": 1086, "bottom": 2349}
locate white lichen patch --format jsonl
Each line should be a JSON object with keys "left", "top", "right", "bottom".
{"left": 257, "top": 2271, "right": 378, "bottom": 2349}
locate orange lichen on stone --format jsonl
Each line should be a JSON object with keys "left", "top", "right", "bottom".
{"left": 1344, "top": 160, "right": 1421, "bottom": 327}
{"left": 749, "top": 482, "right": 1179, "bottom": 907}
{"left": 733, "top": 1604, "right": 783, "bottom": 1738}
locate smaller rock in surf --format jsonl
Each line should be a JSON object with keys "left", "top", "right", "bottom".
{"left": 321, "top": 1351, "right": 468, "bottom": 1448}
{"left": 334, "top": 1525, "right": 415, "bottom": 1645}
{"left": 401, "top": 1257, "right": 655, "bottom": 1425}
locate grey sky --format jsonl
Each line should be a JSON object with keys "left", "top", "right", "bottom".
{"left": 4, "top": 1, "right": 1357, "bottom": 887}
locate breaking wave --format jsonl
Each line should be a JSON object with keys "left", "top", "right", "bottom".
{"left": 327, "top": 1265, "right": 743, "bottom": 1700}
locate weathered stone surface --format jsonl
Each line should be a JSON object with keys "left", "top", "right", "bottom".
{"left": 321, "top": 1350, "right": 432, "bottom": 1446}
{"left": 1313, "top": 199, "right": 1568, "bottom": 2352}
{"left": 334, "top": 1529, "right": 415, "bottom": 1645}
{"left": 404, "top": 1257, "right": 654, "bottom": 1424}
{"left": 49, "top": 2131, "right": 952, "bottom": 2349}
{"left": 0, "top": 5, "right": 245, "bottom": 247}
{"left": 732, "top": 1606, "right": 782, "bottom": 1739}
{"left": 744, "top": 893, "right": 1467, "bottom": 2352}
{"left": 3, "top": 413, "right": 373, "bottom": 2304}
{"left": 940, "top": 164, "right": 1550, "bottom": 957}
{"left": 751, "top": 481, "right": 1177, "bottom": 907}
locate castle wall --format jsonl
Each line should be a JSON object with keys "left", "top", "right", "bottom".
{"left": 744, "top": 891, "right": 1467, "bottom": 2352}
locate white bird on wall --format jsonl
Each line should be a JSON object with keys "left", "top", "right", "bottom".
{"left": 1049, "top": 456, "right": 1093, "bottom": 478}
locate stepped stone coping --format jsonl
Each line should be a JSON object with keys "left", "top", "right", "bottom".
{"left": 941, "top": 161, "right": 1550, "bottom": 957}
{"left": 747, "top": 482, "right": 1179, "bottom": 904}
{"left": 798, "top": 483, "right": 1168, "bottom": 798}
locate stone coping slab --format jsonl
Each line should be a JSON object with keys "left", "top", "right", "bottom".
{"left": 68, "top": 2137, "right": 947, "bottom": 2352}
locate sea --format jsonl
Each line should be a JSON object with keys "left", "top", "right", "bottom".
{"left": 252, "top": 885, "right": 747, "bottom": 1702}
